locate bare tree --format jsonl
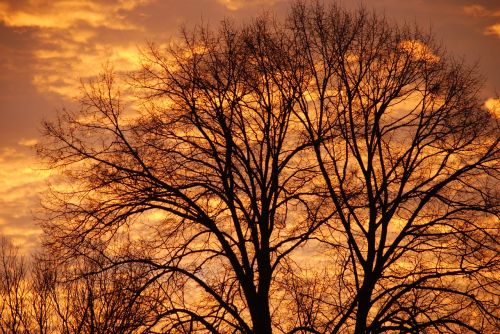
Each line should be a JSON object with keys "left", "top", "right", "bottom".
{"left": 38, "top": 1, "right": 499, "bottom": 333}
{"left": 285, "top": 2, "right": 499, "bottom": 333}
{"left": 29, "top": 257, "right": 56, "bottom": 334}
{"left": 0, "top": 237, "right": 31, "bottom": 334}
{"left": 39, "top": 11, "right": 324, "bottom": 334}
{"left": 42, "top": 256, "right": 160, "bottom": 334}
{"left": 0, "top": 237, "right": 162, "bottom": 334}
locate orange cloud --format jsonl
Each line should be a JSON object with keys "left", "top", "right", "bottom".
{"left": 485, "top": 98, "right": 500, "bottom": 118}
{"left": 0, "top": 0, "right": 150, "bottom": 30}
{"left": 0, "top": 0, "right": 152, "bottom": 100}
{"left": 399, "top": 40, "right": 440, "bottom": 63}
{"left": 32, "top": 43, "right": 143, "bottom": 99}
{"left": 0, "top": 146, "right": 52, "bottom": 253}
{"left": 463, "top": 4, "right": 500, "bottom": 39}
{"left": 463, "top": 4, "right": 500, "bottom": 18}
{"left": 18, "top": 138, "right": 38, "bottom": 147}
{"left": 217, "top": 0, "right": 279, "bottom": 11}
{"left": 485, "top": 23, "right": 500, "bottom": 38}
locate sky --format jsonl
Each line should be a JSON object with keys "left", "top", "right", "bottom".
{"left": 0, "top": 0, "right": 499, "bottom": 253}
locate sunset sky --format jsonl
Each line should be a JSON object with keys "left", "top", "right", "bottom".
{"left": 0, "top": 0, "right": 499, "bottom": 253}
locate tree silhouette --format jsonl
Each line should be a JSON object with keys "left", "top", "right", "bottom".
{"left": 0, "top": 237, "right": 31, "bottom": 333}
{"left": 285, "top": 3, "right": 499, "bottom": 333}
{"left": 39, "top": 1, "right": 499, "bottom": 333}
{"left": 43, "top": 256, "right": 159, "bottom": 334}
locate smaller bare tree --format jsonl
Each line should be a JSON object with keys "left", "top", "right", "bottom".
{"left": 0, "top": 237, "right": 31, "bottom": 334}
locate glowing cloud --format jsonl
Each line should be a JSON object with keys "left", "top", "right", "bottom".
{"left": 0, "top": 146, "right": 52, "bottom": 253}
{"left": 217, "top": 0, "right": 278, "bottom": 11}
{"left": 485, "top": 98, "right": 500, "bottom": 118}
{"left": 485, "top": 23, "right": 500, "bottom": 39}
{"left": 0, "top": 0, "right": 151, "bottom": 100}
{"left": 0, "top": 0, "right": 150, "bottom": 30}
{"left": 32, "top": 43, "right": 143, "bottom": 98}
{"left": 399, "top": 40, "right": 440, "bottom": 63}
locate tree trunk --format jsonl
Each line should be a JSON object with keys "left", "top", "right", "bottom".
{"left": 354, "top": 281, "right": 374, "bottom": 334}
{"left": 251, "top": 293, "right": 273, "bottom": 334}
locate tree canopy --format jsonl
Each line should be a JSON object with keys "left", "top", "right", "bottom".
{"left": 34, "top": 1, "right": 499, "bottom": 333}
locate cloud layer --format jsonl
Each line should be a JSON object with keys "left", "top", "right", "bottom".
{"left": 0, "top": 0, "right": 499, "bottom": 254}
